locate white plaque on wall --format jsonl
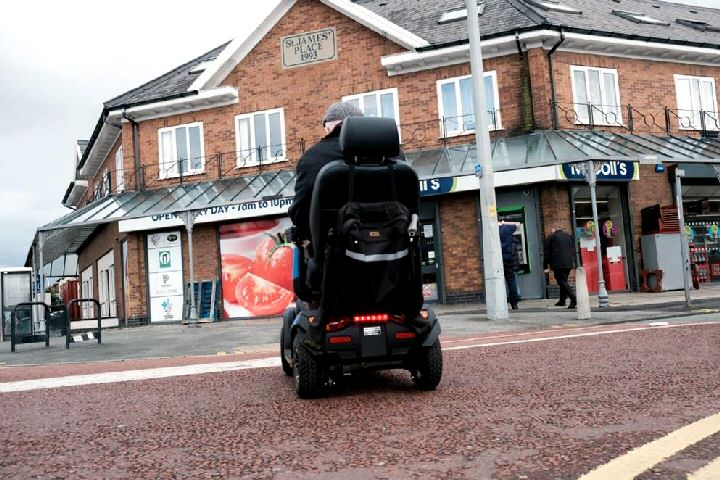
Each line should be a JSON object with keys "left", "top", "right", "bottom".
{"left": 282, "top": 28, "right": 337, "bottom": 69}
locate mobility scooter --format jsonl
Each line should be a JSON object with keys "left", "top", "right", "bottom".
{"left": 280, "top": 116, "right": 442, "bottom": 398}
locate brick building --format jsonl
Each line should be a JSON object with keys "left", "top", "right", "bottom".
{"left": 36, "top": 0, "right": 720, "bottom": 326}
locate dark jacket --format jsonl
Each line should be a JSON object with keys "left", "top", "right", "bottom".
{"left": 288, "top": 127, "right": 345, "bottom": 241}
{"left": 288, "top": 124, "right": 406, "bottom": 241}
{"left": 544, "top": 229, "right": 576, "bottom": 270}
{"left": 499, "top": 224, "right": 519, "bottom": 270}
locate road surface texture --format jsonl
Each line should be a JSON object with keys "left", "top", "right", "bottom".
{"left": 0, "top": 318, "right": 718, "bottom": 479}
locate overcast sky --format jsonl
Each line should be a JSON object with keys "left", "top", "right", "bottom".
{"left": 0, "top": 0, "right": 716, "bottom": 268}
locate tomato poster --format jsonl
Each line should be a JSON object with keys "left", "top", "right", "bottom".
{"left": 219, "top": 218, "right": 295, "bottom": 319}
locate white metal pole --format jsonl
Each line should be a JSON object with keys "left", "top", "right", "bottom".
{"left": 466, "top": 0, "right": 508, "bottom": 320}
{"left": 38, "top": 232, "right": 45, "bottom": 304}
{"left": 675, "top": 169, "right": 692, "bottom": 308}
{"left": 185, "top": 211, "right": 199, "bottom": 327}
{"left": 587, "top": 162, "right": 609, "bottom": 307}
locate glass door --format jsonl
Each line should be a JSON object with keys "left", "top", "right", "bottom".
{"left": 572, "top": 184, "right": 631, "bottom": 292}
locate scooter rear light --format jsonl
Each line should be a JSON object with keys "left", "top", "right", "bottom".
{"left": 352, "top": 313, "right": 405, "bottom": 324}
{"left": 353, "top": 313, "right": 390, "bottom": 323}
{"left": 328, "top": 335, "right": 353, "bottom": 344}
{"left": 395, "top": 332, "right": 417, "bottom": 340}
{"left": 325, "top": 317, "right": 351, "bottom": 332}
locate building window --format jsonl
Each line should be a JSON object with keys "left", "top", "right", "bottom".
{"left": 116, "top": 146, "right": 125, "bottom": 192}
{"left": 436, "top": 72, "right": 501, "bottom": 137}
{"left": 674, "top": 75, "right": 719, "bottom": 131}
{"left": 235, "top": 108, "right": 286, "bottom": 167}
{"left": 98, "top": 250, "right": 116, "bottom": 318}
{"left": 102, "top": 169, "right": 111, "bottom": 197}
{"left": 158, "top": 122, "right": 205, "bottom": 179}
{"left": 343, "top": 88, "right": 400, "bottom": 123}
{"left": 571, "top": 66, "right": 622, "bottom": 126}
{"left": 80, "top": 266, "right": 94, "bottom": 320}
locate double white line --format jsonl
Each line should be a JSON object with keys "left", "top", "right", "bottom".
{"left": 579, "top": 412, "right": 720, "bottom": 480}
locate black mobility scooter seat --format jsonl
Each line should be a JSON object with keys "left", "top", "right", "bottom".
{"left": 281, "top": 117, "right": 442, "bottom": 399}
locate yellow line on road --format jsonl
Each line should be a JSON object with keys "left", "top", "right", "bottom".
{"left": 688, "top": 456, "right": 720, "bottom": 480}
{"left": 579, "top": 412, "right": 720, "bottom": 480}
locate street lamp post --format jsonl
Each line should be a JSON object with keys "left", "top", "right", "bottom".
{"left": 183, "top": 210, "right": 200, "bottom": 328}
{"left": 466, "top": 0, "right": 508, "bottom": 320}
{"left": 585, "top": 161, "right": 609, "bottom": 308}
{"left": 674, "top": 168, "right": 692, "bottom": 309}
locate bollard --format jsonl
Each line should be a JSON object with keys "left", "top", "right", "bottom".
{"left": 575, "top": 266, "right": 591, "bottom": 320}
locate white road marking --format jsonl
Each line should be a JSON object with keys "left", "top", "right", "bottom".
{"left": 443, "top": 322, "right": 717, "bottom": 351}
{"left": 0, "top": 322, "right": 716, "bottom": 393}
{"left": 578, "top": 412, "right": 720, "bottom": 480}
{"left": 0, "top": 357, "right": 281, "bottom": 393}
{"left": 688, "top": 455, "right": 720, "bottom": 480}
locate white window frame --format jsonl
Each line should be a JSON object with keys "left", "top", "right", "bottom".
{"left": 235, "top": 108, "right": 287, "bottom": 168}
{"left": 436, "top": 71, "right": 501, "bottom": 138}
{"left": 674, "top": 74, "right": 719, "bottom": 131}
{"left": 116, "top": 146, "right": 125, "bottom": 192}
{"left": 570, "top": 66, "right": 623, "bottom": 126}
{"left": 80, "top": 266, "right": 94, "bottom": 320}
{"left": 101, "top": 169, "right": 111, "bottom": 197}
{"left": 342, "top": 88, "right": 401, "bottom": 140}
{"left": 158, "top": 122, "right": 206, "bottom": 179}
{"left": 342, "top": 88, "right": 401, "bottom": 123}
{"left": 97, "top": 250, "right": 116, "bottom": 319}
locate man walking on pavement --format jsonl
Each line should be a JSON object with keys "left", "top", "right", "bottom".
{"left": 544, "top": 226, "right": 577, "bottom": 309}
{"left": 499, "top": 222, "right": 520, "bottom": 310}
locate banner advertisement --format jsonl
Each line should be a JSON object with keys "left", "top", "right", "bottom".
{"left": 219, "top": 218, "right": 295, "bottom": 319}
{"left": 498, "top": 206, "right": 530, "bottom": 274}
{"left": 147, "top": 231, "right": 183, "bottom": 322}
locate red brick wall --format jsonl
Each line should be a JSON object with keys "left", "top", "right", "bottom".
{"left": 179, "top": 224, "right": 220, "bottom": 284}
{"left": 551, "top": 51, "right": 720, "bottom": 133}
{"left": 124, "top": 233, "right": 147, "bottom": 318}
{"left": 80, "top": 137, "right": 124, "bottom": 207}
{"left": 438, "top": 193, "right": 483, "bottom": 295}
{"left": 539, "top": 183, "right": 573, "bottom": 286}
{"left": 128, "top": 0, "right": 529, "bottom": 190}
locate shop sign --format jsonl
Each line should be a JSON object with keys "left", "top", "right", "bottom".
{"left": 559, "top": 161, "right": 639, "bottom": 182}
{"left": 147, "top": 230, "right": 183, "bottom": 322}
{"left": 119, "top": 198, "right": 294, "bottom": 233}
{"left": 282, "top": 28, "right": 337, "bottom": 69}
{"left": 419, "top": 177, "right": 456, "bottom": 196}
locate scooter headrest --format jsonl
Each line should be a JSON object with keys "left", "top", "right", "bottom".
{"left": 340, "top": 117, "right": 400, "bottom": 164}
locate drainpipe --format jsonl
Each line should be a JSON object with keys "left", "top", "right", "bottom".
{"left": 123, "top": 111, "right": 144, "bottom": 190}
{"left": 548, "top": 30, "right": 565, "bottom": 130}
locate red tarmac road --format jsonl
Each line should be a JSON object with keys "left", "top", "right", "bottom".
{"left": 0, "top": 322, "right": 718, "bottom": 479}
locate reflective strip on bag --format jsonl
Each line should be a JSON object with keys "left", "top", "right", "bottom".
{"left": 344, "top": 248, "right": 409, "bottom": 263}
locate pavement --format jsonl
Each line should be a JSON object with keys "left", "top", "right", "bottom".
{"left": 0, "top": 284, "right": 718, "bottom": 366}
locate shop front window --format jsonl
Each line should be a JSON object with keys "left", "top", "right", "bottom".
{"left": 573, "top": 185, "right": 630, "bottom": 292}
{"left": 682, "top": 185, "right": 720, "bottom": 282}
